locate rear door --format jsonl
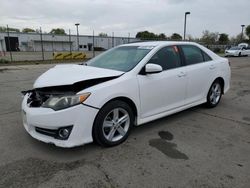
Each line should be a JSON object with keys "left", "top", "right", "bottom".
{"left": 137, "top": 45, "right": 187, "bottom": 118}
{"left": 245, "top": 47, "right": 250, "bottom": 55}
{"left": 180, "top": 45, "right": 216, "bottom": 104}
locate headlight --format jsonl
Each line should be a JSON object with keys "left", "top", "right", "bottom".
{"left": 42, "top": 93, "right": 90, "bottom": 111}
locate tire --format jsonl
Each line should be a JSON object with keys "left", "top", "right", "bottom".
{"left": 206, "top": 80, "right": 222, "bottom": 108}
{"left": 238, "top": 52, "right": 241, "bottom": 57}
{"left": 93, "top": 100, "right": 134, "bottom": 147}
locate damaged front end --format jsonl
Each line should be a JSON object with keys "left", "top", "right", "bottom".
{"left": 22, "top": 76, "right": 120, "bottom": 110}
{"left": 22, "top": 89, "right": 75, "bottom": 108}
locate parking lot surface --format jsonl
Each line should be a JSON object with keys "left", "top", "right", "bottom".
{"left": 0, "top": 57, "right": 250, "bottom": 188}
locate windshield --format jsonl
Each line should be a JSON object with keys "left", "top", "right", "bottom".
{"left": 229, "top": 47, "right": 241, "bottom": 50}
{"left": 87, "top": 46, "right": 153, "bottom": 72}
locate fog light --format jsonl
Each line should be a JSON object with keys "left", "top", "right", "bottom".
{"left": 57, "top": 126, "right": 73, "bottom": 140}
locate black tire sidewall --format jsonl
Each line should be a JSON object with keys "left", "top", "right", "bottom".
{"left": 93, "top": 100, "right": 134, "bottom": 147}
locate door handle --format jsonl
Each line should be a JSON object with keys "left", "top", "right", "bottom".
{"left": 209, "top": 65, "right": 215, "bottom": 70}
{"left": 178, "top": 72, "right": 186, "bottom": 77}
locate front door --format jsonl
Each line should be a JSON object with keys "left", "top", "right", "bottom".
{"left": 137, "top": 46, "right": 187, "bottom": 118}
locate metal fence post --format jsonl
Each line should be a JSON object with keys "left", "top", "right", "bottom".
{"left": 69, "top": 29, "right": 72, "bottom": 53}
{"left": 6, "top": 25, "right": 13, "bottom": 62}
{"left": 112, "top": 32, "right": 114, "bottom": 47}
{"left": 40, "top": 27, "right": 45, "bottom": 60}
{"left": 93, "top": 30, "right": 95, "bottom": 58}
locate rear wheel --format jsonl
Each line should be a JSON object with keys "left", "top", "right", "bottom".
{"left": 93, "top": 100, "right": 134, "bottom": 147}
{"left": 206, "top": 81, "right": 222, "bottom": 108}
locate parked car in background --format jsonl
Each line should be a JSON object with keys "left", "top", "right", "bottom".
{"left": 225, "top": 46, "right": 250, "bottom": 57}
{"left": 22, "top": 41, "right": 231, "bottom": 148}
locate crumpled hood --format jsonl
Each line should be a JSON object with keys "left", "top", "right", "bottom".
{"left": 34, "top": 64, "right": 124, "bottom": 89}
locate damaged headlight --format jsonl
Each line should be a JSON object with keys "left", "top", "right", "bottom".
{"left": 42, "top": 93, "right": 91, "bottom": 111}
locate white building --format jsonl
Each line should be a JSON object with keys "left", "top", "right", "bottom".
{"left": 0, "top": 32, "right": 140, "bottom": 52}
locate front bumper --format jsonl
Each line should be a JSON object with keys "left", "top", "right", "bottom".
{"left": 21, "top": 94, "right": 99, "bottom": 148}
{"left": 225, "top": 52, "right": 239, "bottom": 56}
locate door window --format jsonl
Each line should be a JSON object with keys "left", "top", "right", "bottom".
{"left": 148, "top": 46, "right": 181, "bottom": 70}
{"left": 181, "top": 45, "right": 204, "bottom": 65}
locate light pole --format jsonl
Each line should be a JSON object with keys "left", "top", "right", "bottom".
{"left": 75, "top": 23, "right": 80, "bottom": 51}
{"left": 241, "top": 25, "right": 245, "bottom": 42}
{"left": 183, "top": 12, "right": 190, "bottom": 40}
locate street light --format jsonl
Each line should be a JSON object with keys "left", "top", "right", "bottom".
{"left": 183, "top": 12, "right": 190, "bottom": 40}
{"left": 241, "top": 24, "right": 245, "bottom": 42}
{"left": 75, "top": 23, "right": 80, "bottom": 51}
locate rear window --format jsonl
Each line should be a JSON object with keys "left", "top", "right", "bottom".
{"left": 181, "top": 45, "right": 204, "bottom": 65}
{"left": 202, "top": 51, "right": 212, "bottom": 62}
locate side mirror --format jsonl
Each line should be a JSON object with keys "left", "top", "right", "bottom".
{"left": 145, "top": 63, "right": 163, "bottom": 74}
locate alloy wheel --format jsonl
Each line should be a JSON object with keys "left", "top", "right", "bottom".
{"left": 102, "top": 108, "right": 130, "bottom": 142}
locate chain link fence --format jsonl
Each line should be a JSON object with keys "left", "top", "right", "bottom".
{"left": 0, "top": 27, "right": 238, "bottom": 63}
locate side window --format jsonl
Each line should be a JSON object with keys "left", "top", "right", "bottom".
{"left": 202, "top": 51, "right": 212, "bottom": 62}
{"left": 148, "top": 46, "right": 181, "bottom": 70}
{"left": 181, "top": 45, "right": 204, "bottom": 65}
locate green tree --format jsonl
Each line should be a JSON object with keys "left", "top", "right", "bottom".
{"left": 136, "top": 31, "right": 157, "bottom": 39}
{"left": 49, "top": 28, "right": 66, "bottom": 35}
{"left": 0, "top": 26, "right": 20, "bottom": 32}
{"left": 230, "top": 33, "right": 247, "bottom": 44}
{"left": 158, "top": 33, "right": 166, "bottom": 39}
{"left": 201, "top": 30, "right": 219, "bottom": 44}
{"left": 22, "top": 28, "right": 35, "bottom": 33}
{"left": 170, "top": 33, "right": 182, "bottom": 40}
{"left": 0, "top": 26, "right": 6, "bottom": 32}
{"left": 98, "top": 32, "right": 108, "bottom": 37}
{"left": 218, "top": 33, "right": 229, "bottom": 44}
{"left": 245, "top": 25, "right": 250, "bottom": 40}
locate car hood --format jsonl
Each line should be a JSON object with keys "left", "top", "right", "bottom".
{"left": 33, "top": 64, "right": 124, "bottom": 89}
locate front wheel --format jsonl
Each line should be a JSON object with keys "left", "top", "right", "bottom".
{"left": 206, "top": 81, "right": 222, "bottom": 108}
{"left": 93, "top": 100, "right": 134, "bottom": 147}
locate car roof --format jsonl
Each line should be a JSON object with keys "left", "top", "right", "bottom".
{"left": 120, "top": 41, "right": 198, "bottom": 47}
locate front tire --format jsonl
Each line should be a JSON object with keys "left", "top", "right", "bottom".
{"left": 206, "top": 81, "right": 222, "bottom": 108}
{"left": 93, "top": 100, "right": 134, "bottom": 147}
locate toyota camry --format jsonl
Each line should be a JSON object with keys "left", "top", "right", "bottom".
{"left": 22, "top": 41, "right": 231, "bottom": 148}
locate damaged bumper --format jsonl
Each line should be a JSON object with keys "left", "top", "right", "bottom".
{"left": 21, "top": 94, "right": 99, "bottom": 148}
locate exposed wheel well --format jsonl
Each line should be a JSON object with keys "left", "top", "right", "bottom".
{"left": 214, "top": 77, "right": 225, "bottom": 94}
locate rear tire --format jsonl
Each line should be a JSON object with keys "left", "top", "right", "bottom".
{"left": 93, "top": 100, "right": 134, "bottom": 147}
{"left": 206, "top": 80, "right": 222, "bottom": 108}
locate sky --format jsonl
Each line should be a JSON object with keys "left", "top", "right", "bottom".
{"left": 0, "top": 0, "right": 249, "bottom": 38}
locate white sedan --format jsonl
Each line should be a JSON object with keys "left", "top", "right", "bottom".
{"left": 225, "top": 46, "right": 250, "bottom": 57}
{"left": 22, "top": 41, "right": 231, "bottom": 148}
